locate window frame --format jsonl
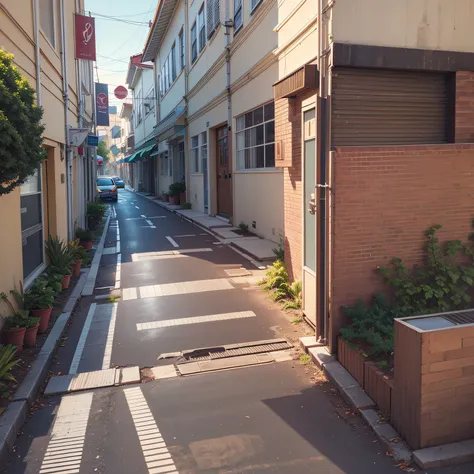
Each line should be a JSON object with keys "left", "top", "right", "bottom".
{"left": 179, "top": 29, "right": 185, "bottom": 70}
{"left": 250, "top": 0, "right": 263, "bottom": 14}
{"left": 171, "top": 42, "right": 177, "bottom": 82}
{"left": 198, "top": 5, "right": 206, "bottom": 54}
{"left": 39, "top": 0, "right": 57, "bottom": 48}
{"left": 236, "top": 102, "right": 275, "bottom": 171}
{"left": 191, "top": 22, "right": 198, "bottom": 63}
{"left": 233, "top": 0, "right": 243, "bottom": 32}
{"left": 190, "top": 135, "right": 200, "bottom": 174}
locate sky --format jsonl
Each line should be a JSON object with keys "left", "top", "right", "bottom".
{"left": 84, "top": 0, "right": 157, "bottom": 109}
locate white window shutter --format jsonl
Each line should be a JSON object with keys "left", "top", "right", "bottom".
{"left": 207, "top": 0, "right": 214, "bottom": 38}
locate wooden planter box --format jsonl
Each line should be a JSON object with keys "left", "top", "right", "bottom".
{"left": 364, "top": 362, "right": 393, "bottom": 417}
{"left": 337, "top": 337, "right": 365, "bottom": 387}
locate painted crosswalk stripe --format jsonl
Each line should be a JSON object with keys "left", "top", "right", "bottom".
{"left": 137, "top": 310, "right": 256, "bottom": 331}
{"left": 102, "top": 303, "right": 118, "bottom": 369}
{"left": 69, "top": 304, "right": 96, "bottom": 374}
{"left": 166, "top": 236, "right": 179, "bottom": 248}
{"left": 39, "top": 392, "right": 93, "bottom": 474}
{"left": 122, "top": 278, "right": 233, "bottom": 301}
{"left": 131, "top": 248, "right": 212, "bottom": 262}
{"left": 115, "top": 253, "right": 122, "bottom": 289}
{"left": 124, "top": 388, "right": 178, "bottom": 474}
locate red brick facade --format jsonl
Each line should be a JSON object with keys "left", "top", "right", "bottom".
{"left": 331, "top": 144, "right": 474, "bottom": 349}
{"left": 455, "top": 71, "right": 474, "bottom": 143}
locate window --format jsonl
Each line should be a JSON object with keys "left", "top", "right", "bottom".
{"left": 160, "top": 152, "right": 170, "bottom": 176}
{"left": 234, "top": 0, "right": 242, "bottom": 31}
{"left": 191, "top": 135, "right": 200, "bottom": 173}
{"left": 191, "top": 22, "right": 198, "bottom": 63}
{"left": 236, "top": 102, "right": 275, "bottom": 170}
{"left": 201, "top": 132, "right": 207, "bottom": 174}
{"left": 39, "top": 0, "right": 56, "bottom": 47}
{"left": 136, "top": 98, "right": 143, "bottom": 125}
{"left": 171, "top": 43, "right": 177, "bottom": 81}
{"left": 145, "top": 89, "right": 155, "bottom": 116}
{"left": 198, "top": 6, "right": 206, "bottom": 53}
{"left": 250, "top": 0, "right": 262, "bottom": 12}
{"left": 179, "top": 29, "right": 185, "bottom": 69}
{"left": 207, "top": 0, "right": 220, "bottom": 38}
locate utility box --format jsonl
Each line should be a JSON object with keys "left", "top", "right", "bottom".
{"left": 392, "top": 310, "right": 474, "bottom": 449}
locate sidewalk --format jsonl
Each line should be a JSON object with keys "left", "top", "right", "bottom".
{"left": 134, "top": 190, "right": 277, "bottom": 264}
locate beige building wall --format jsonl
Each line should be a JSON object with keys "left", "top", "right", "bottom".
{"left": 332, "top": 0, "right": 474, "bottom": 51}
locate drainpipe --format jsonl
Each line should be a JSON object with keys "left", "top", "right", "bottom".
{"left": 184, "top": 0, "right": 189, "bottom": 202}
{"left": 33, "top": 0, "right": 41, "bottom": 106}
{"left": 60, "top": 0, "right": 73, "bottom": 240}
{"left": 224, "top": 0, "right": 231, "bottom": 134}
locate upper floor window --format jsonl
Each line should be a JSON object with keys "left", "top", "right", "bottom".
{"left": 206, "top": 0, "right": 220, "bottom": 38}
{"left": 250, "top": 0, "right": 262, "bottom": 13}
{"left": 198, "top": 6, "right": 206, "bottom": 53}
{"left": 191, "top": 23, "right": 198, "bottom": 63}
{"left": 191, "top": 135, "right": 200, "bottom": 173}
{"left": 39, "top": 0, "right": 56, "bottom": 47}
{"left": 171, "top": 43, "right": 177, "bottom": 82}
{"left": 236, "top": 102, "right": 275, "bottom": 170}
{"left": 179, "top": 29, "right": 185, "bottom": 70}
{"left": 234, "top": 0, "right": 242, "bottom": 32}
{"left": 145, "top": 88, "right": 155, "bottom": 116}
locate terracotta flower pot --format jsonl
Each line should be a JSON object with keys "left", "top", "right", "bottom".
{"left": 169, "top": 195, "right": 179, "bottom": 205}
{"left": 32, "top": 307, "right": 52, "bottom": 334}
{"left": 80, "top": 240, "right": 93, "bottom": 250}
{"left": 73, "top": 259, "right": 82, "bottom": 277}
{"left": 163, "top": 194, "right": 169, "bottom": 202}
{"left": 24, "top": 323, "right": 40, "bottom": 347}
{"left": 3, "top": 327, "right": 26, "bottom": 350}
{"left": 179, "top": 192, "right": 186, "bottom": 204}
{"left": 62, "top": 274, "right": 72, "bottom": 290}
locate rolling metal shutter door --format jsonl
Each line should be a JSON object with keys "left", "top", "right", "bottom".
{"left": 332, "top": 68, "right": 448, "bottom": 146}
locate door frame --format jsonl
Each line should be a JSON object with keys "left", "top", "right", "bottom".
{"left": 301, "top": 94, "right": 321, "bottom": 335}
{"left": 214, "top": 122, "right": 233, "bottom": 219}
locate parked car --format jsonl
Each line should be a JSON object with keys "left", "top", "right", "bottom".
{"left": 112, "top": 176, "right": 125, "bottom": 189}
{"left": 97, "top": 176, "right": 118, "bottom": 202}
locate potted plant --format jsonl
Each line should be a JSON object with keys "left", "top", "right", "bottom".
{"left": 0, "top": 345, "right": 19, "bottom": 388}
{"left": 0, "top": 291, "right": 37, "bottom": 350}
{"left": 169, "top": 182, "right": 186, "bottom": 205}
{"left": 86, "top": 201, "right": 107, "bottom": 230}
{"left": 28, "top": 280, "right": 55, "bottom": 334}
{"left": 68, "top": 239, "right": 86, "bottom": 277}
{"left": 45, "top": 236, "right": 74, "bottom": 289}
{"left": 163, "top": 192, "right": 170, "bottom": 202}
{"left": 76, "top": 227, "right": 93, "bottom": 250}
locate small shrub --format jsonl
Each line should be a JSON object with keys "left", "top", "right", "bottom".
{"left": 283, "top": 281, "right": 302, "bottom": 310}
{"left": 238, "top": 222, "right": 249, "bottom": 233}
{"left": 291, "top": 317, "right": 303, "bottom": 325}
{"left": 169, "top": 182, "right": 186, "bottom": 197}
{"left": 182, "top": 202, "right": 192, "bottom": 210}
{"left": 0, "top": 345, "right": 19, "bottom": 388}
{"left": 272, "top": 236, "right": 285, "bottom": 261}
{"left": 75, "top": 227, "right": 93, "bottom": 241}
{"left": 299, "top": 354, "right": 311, "bottom": 365}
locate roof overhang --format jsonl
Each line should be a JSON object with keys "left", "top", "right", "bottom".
{"left": 153, "top": 106, "right": 186, "bottom": 140}
{"left": 142, "top": 0, "right": 179, "bottom": 62}
{"left": 273, "top": 64, "right": 318, "bottom": 100}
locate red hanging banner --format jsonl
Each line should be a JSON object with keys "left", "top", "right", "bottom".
{"left": 75, "top": 14, "right": 96, "bottom": 61}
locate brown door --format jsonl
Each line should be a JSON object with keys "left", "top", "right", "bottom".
{"left": 216, "top": 125, "right": 232, "bottom": 217}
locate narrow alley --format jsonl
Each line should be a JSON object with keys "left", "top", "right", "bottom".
{"left": 2, "top": 190, "right": 405, "bottom": 474}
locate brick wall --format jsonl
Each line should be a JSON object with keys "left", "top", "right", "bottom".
{"left": 331, "top": 144, "right": 474, "bottom": 349}
{"left": 456, "top": 71, "right": 474, "bottom": 143}
{"left": 275, "top": 97, "right": 302, "bottom": 281}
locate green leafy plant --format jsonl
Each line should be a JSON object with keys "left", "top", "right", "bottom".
{"left": 299, "top": 354, "right": 312, "bottom": 365}
{"left": 168, "top": 182, "right": 186, "bottom": 197}
{"left": 291, "top": 316, "right": 303, "bottom": 325}
{"left": 27, "top": 280, "right": 55, "bottom": 310}
{"left": 0, "top": 49, "right": 46, "bottom": 195}
{"left": 87, "top": 201, "right": 107, "bottom": 230}
{"left": 282, "top": 281, "right": 302, "bottom": 310}
{"left": 46, "top": 272, "right": 63, "bottom": 294}
{"left": 108, "top": 295, "right": 120, "bottom": 303}
{"left": 0, "top": 345, "right": 19, "bottom": 388}
{"left": 97, "top": 141, "right": 111, "bottom": 163}
{"left": 0, "top": 291, "right": 38, "bottom": 329}
{"left": 75, "top": 227, "right": 93, "bottom": 242}
{"left": 68, "top": 239, "right": 86, "bottom": 261}
{"left": 238, "top": 222, "right": 249, "bottom": 234}
{"left": 45, "top": 236, "right": 74, "bottom": 275}
{"left": 263, "top": 260, "right": 289, "bottom": 292}
{"left": 272, "top": 235, "right": 285, "bottom": 261}
{"left": 182, "top": 202, "right": 192, "bottom": 210}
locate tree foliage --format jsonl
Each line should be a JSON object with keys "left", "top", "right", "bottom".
{"left": 97, "top": 141, "right": 110, "bottom": 162}
{"left": 0, "top": 49, "right": 45, "bottom": 195}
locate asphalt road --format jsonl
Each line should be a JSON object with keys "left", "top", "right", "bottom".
{"left": 3, "top": 190, "right": 474, "bottom": 474}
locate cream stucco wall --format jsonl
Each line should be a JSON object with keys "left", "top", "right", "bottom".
{"left": 333, "top": 0, "right": 474, "bottom": 52}
{"left": 132, "top": 67, "right": 156, "bottom": 147}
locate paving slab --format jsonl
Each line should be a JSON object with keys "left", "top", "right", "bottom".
{"left": 413, "top": 439, "right": 474, "bottom": 469}
{"left": 308, "top": 345, "right": 335, "bottom": 367}
{"left": 119, "top": 366, "right": 141, "bottom": 385}
{"left": 231, "top": 237, "right": 276, "bottom": 260}
{"left": 45, "top": 368, "right": 117, "bottom": 395}
{"left": 299, "top": 336, "right": 321, "bottom": 350}
{"left": 151, "top": 365, "right": 178, "bottom": 380}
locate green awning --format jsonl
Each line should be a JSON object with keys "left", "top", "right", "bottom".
{"left": 127, "top": 151, "right": 139, "bottom": 163}
{"left": 137, "top": 144, "right": 156, "bottom": 161}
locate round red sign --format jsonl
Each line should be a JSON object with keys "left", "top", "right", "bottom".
{"left": 114, "top": 85, "right": 128, "bottom": 100}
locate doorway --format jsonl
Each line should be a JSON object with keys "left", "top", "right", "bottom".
{"left": 302, "top": 104, "right": 317, "bottom": 327}
{"left": 216, "top": 125, "right": 232, "bottom": 217}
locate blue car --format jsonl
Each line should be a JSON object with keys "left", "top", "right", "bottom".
{"left": 112, "top": 176, "right": 125, "bottom": 189}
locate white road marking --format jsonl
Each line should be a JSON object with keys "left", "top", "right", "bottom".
{"left": 116, "top": 223, "right": 121, "bottom": 253}
{"left": 146, "top": 220, "right": 154, "bottom": 226}
{"left": 131, "top": 249, "right": 212, "bottom": 262}
{"left": 135, "top": 206, "right": 140, "bottom": 209}
{"left": 39, "top": 392, "right": 93, "bottom": 474}
{"left": 122, "top": 278, "right": 233, "bottom": 301}
{"left": 141, "top": 215, "right": 146, "bottom": 218}
{"left": 124, "top": 387, "right": 178, "bottom": 474}
{"left": 69, "top": 304, "right": 96, "bottom": 374}
{"left": 126, "top": 216, "right": 166, "bottom": 221}
{"left": 165, "top": 236, "right": 179, "bottom": 248}
{"left": 173, "top": 234, "right": 196, "bottom": 238}
{"left": 115, "top": 253, "right": 122, "bottom": 289}
{"left": 137, "top": 310, "right": 256, "bottom": 331}
{"left": 102, "top": 303, "right": 118, "bottom": 369}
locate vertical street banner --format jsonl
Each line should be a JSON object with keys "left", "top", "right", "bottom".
{"left": 95, "top": 83, "right": 110, "bottom": 126}
{"left": 75, "top": 14, "right": 96, "bottom": 61}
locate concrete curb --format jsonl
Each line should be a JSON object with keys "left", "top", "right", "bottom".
{"left": 302, "top": 340, "right": 412, "bottom": 464}
{"left": 82, "top": 213, "right": 112, "bottom": 296}
{"left": 0, "top": 270, "right": 89, "bottom": 465}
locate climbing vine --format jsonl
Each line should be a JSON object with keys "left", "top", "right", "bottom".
{"left": 0, "top": 49, "right": 45, "bottom": 195}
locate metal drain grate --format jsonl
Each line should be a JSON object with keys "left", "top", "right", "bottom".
{"left": 179, "top": 339, "right": 293, "bottom": 363}
{"left": 443, "top": 310, "right": 474, "bottom": 325}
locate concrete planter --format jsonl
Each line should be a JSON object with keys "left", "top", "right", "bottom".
{"left": 364, "top": 361, "right": 393, "bottom": 417}
{"left": 337, "top": 337, "right": 365, "bottom": 386}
